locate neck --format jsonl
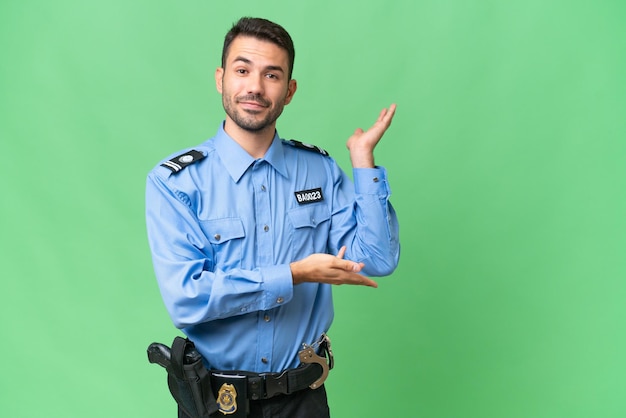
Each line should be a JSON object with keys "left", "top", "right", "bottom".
{"left": 223, "top": 119, "right": 276, "bottom": 159}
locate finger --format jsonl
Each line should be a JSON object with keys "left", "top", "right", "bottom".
{"left": 376, "top": 107, "right": 388, "bottom": 123}
{"left": 333, "top": 271, "right": 377, "bottom": 288}
{"left": 337, "top": 259, "right": 363, "bottom": 273}
{"left": 364, "top": 278, "right": 378, "bottom": 288}
{"left": 380, "top": 104, "right": 397, "bottom": 126}
{"left": 369, "top": 107, "right": 396, "bottom": 135}
{"left": 350, "top": 261, "right": 365, "bottom": 272}
{"left": 336, "top": 246, "right": 347, "bottom": 259}
{"left": 351, "top": 274, "right": 378, "bottom": 288}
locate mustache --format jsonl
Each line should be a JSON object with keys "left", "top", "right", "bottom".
{"left": 236, "top": 94, "right": 270, "bottom": 107}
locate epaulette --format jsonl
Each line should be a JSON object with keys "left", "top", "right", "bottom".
{"left": 160, "top": 149, "right": 205, "bottom": 173}
{"left": 287, "top": 139, "right": 330, "bottom": 156}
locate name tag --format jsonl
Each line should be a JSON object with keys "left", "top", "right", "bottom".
{"left": 294, "top": 188, "right": 324, "bottom": 205}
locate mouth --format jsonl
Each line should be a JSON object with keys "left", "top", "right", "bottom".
{"left": 236, "top": 95, "right": 270, "bottom": 110}
{"left": 239, "top": 101, "right": 268, "bottom": 110}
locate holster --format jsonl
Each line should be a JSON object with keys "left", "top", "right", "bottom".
{"left": 164, "top": 337, "right": 218, "bottom": 417}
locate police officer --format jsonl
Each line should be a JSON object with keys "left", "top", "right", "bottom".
{"left": 146, "top": 17, "right": 400, "bottom": 418}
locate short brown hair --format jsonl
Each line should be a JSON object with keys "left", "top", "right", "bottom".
{"left": 222, "top": 17, "right": 296, "bottom": 79}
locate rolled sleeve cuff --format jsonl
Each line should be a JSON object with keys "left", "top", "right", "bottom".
{"left": 353, "top": 167, "right": 390, "bottom": 195}
{"left": 262, "top": 264, "right": 294, "bottom": 308}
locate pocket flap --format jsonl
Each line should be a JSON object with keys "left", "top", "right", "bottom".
{"left": 202, "top": 218, "right": 245, "bottom": 244}
{"left": 287, "top": 205, "right": 330, "bottom": 229}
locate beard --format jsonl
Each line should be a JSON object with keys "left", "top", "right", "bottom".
{"left": 222, "top": 92, "right": 286, "bottom": 132}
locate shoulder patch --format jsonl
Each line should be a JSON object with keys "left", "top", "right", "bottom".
{"left": 160, "top": 149, "right": 205, "bottom": 173}
{"left": 287, "top": 139, "right": 329, "bottom": 156}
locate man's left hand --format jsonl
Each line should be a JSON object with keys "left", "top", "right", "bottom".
{"left": 346, "top": 103, "right": 397, "bottom": 168}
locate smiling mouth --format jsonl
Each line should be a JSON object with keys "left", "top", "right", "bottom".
{"left": 240, "top": 101, "right": 267, "bottom": 108}
{"left": 236, "top": 95, "right": 270, "bottom": 108}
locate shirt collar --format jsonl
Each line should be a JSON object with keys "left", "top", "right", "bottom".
{"left": 213, "top": 122, "right": 288, "bottom": 182}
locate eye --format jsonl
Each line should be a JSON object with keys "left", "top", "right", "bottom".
{"left": 266, "top": 73, "right": 278, "bottom": 80}
{"left": 235, "top": 68, "right": 247, "bottom": 75}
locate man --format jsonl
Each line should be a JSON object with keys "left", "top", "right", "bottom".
{"left": 146, "top": 17, "right": 400, "bottom": 417}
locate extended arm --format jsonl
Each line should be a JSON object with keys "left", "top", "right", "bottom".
{"left": 291, "top": 104, "right": 400, "bottom": 286}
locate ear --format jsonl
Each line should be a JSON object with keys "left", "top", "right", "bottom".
{"left": 215, "top": 67, "right": 224, "bottom": 94}
{"left": 284, "top": 79, "right": 297, "bottom": 105}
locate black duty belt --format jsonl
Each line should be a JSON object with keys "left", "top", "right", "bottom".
{"left": 211, "top": 332, "right": 334, "bottom": 402}
{"left": 210, "top": 334, "right": 334, "bottom": 416}
{"left": 211, "top": 362, "right": 323, "bottom": 401}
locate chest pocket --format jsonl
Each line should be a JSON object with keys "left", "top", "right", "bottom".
{"left": 201, "top": 218, "right": 245, "bottom": 270}
{"left": 287, "top": 204, "right": 331, "bottom": 259}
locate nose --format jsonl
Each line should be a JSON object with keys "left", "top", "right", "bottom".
{"left": 246, "top": 73, "right": 264, "bottom": 95}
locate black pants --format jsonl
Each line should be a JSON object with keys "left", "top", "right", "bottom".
{"left": 178, "top": 385, "right": 330, "bottom": 418}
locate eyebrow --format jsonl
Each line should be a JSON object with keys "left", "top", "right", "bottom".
{"left": 232, "top": 56, "right": 285, "bottom": 73}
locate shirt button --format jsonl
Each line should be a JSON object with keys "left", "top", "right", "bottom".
{"left": 373, "top": 177, "right": 379, "bottom": 183}
{"left": 264, "top": 315, "right": 271, "bottom": 322}
{"left": 261, "top": 357, "right": 268, "bottom": 364}
{"left": 263, "top": 225, "right": 269, "bottom": 232}
{"left": 261, "top": 185, "right": 266, "bottom": 191}
{"left": 276, "top": 297, "right": 284, "bottom": 304}
{"left": 214, "top": 234, "right": 221, "bottom": 241}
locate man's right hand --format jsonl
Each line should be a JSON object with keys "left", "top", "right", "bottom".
{"left": 290, "top": 246, "right": 378, "bottom": 288}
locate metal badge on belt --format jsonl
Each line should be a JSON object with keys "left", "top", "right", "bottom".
{"left": 217, "top": 383, "right": 238, "bottom": 415}
{"left": 212, "top": 373, "right": 247, "bottom": 416}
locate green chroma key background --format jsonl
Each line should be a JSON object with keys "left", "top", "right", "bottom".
{"left": 1, "top": 1, "right": 625, "bottom": 417}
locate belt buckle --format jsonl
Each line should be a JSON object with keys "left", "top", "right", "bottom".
{"left": 261, "top": 370, "right": 289, "bottom": 398}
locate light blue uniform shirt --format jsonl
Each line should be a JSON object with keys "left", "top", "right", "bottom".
{"left": 146, "top": 124, "right": 400, "bottom": 372}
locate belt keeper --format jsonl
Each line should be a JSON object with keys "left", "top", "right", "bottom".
{"left": 261, "top": 370, "right": 290, "bottom": 398}
{"left": 248, "top": 377, "right": 262, "bottom": 400}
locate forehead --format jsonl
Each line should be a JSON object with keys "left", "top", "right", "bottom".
{"left": 225, "top": 36, "right": 289, "bottom": 68}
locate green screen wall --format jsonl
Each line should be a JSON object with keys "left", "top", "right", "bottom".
{"left": 1, "top": 1, "right": 625, "bottom": 417}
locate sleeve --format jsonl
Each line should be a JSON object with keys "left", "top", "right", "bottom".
{"left": 145, "top": 171, "right": 293, "bottom": 329}
{"left": 329, "top": 164, "right": 400, "bottom": 276}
